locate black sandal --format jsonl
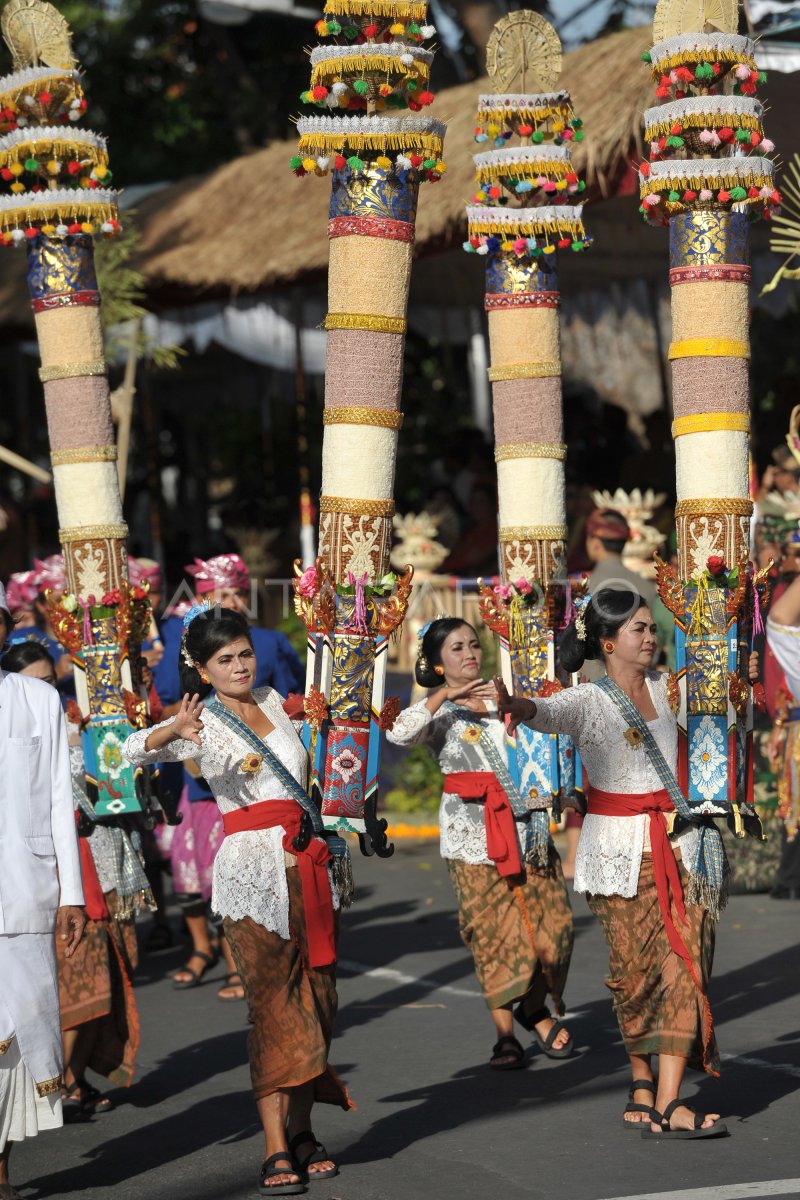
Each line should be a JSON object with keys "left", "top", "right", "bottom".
{"left": 172, "top": 950, "right": 216, "bottom": 990}
{"left": 641, "top": 1098, "right": 728, "bottom": 1140}
{"left": 259, "top": 1153, "right": 306, "bottom": 1195}
{"left": 63, "top": 1079, "right": 113, "bottom": 1117}
{"left": 490, "top": 1034, "right": 525, "bottom": 1071}
{"left": 623, "top": 1079, "right": 656, "bottom": 1129}
{"left": 217, "top": 972, "right": 245, "bottom": 1002}
{"left": 288, "top": 1131, "right": 339, "bottom": 1181}
{"left": 521, "top": 1006, "right": 573, "bottom": 1059}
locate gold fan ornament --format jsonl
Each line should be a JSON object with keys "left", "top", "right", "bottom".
{"left": 485, "top": 10, "right": 562, "bottom": 94}
{"left": 1, "top": 0, "right": 76, "bottom": 70}
{"left": 763, "top": 153, "right": 800, "bottom": 293}
{"left": 652, "top": 0, "right": 740, "bottom": 41}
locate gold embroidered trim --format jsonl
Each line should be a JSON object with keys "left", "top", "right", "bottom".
{"left": 59, "top": 522, "right": 129, "bottom": 542}
{"left": 323, "top": 407, "right": 404, "bottom": 430}
{"left": 488, "top": 361, "right": 561, "bottom": 381}
{"left": 0, "top": 1035, "right": 13, "bottom": 1055}
{"left": 675, "top": 498, "right": 753, "bottom": 517}
{"left": 39, "top": 359, "right": 107, "bottom": 383}
{"left": 51, "top": 444, "right": 118, "bottom": 466}
{"left": 671, "top": 413, "right": 750, "bottom": 439}
{"left": 668, "top": 337, "right": 750, "bottom": 361}
{"left": 500, "top": 524, "right": 568, "bottom": 540}
{"left": 324, "top": 313, "right": 407, "bottom": 334}
{"left": 36, "top": 1076, "right": 61, "bottom": 1098}
{"left": 495, "top": 441, "right": 567, "bottom": 462}
{"left": 319, "top": 495, "right": 395, "bottom": 518}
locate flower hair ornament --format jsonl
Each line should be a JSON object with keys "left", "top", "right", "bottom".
{"left": 181, "top": 602, "right": 210, "bottom": 669}
{"left": 574, "top": 606, "right": 588, "bottom": 643}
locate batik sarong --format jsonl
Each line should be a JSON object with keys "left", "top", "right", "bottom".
{"left": 56, "top": 898, "right": 140, "bottom": 1087}
{"left": 224, "top": 867, "right": 351, "bottom": 1108}
{"left": 447, "top": 849, "right": 574, "bottom": 1014}
{"left": 588, "top": 854, "right": 719, "bottom": 1075}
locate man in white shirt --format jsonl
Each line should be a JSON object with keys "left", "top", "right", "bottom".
{"left": 0, "top": 582, "right": 85, "bottom": 1200}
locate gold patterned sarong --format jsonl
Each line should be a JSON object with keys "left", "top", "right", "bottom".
{"left": 447, "top": 849, "right": 573, "bottom": 1013}
{"left": 588, "top": 855, "right": 719, "bottom": 1075}
{"left": 224, "top": 868, "right": 352, "bottom": 1108}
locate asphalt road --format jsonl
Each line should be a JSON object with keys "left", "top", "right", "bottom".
{"left": 11, "top": 837, "right": 800, "bottom": 1200}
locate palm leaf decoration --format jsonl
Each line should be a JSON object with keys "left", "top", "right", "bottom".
{"left": 763, "top": 153, "right": 800, "bottom": 293}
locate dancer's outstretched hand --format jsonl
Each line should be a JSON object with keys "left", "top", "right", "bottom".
{"left": 172, "top": 693, "right": 205, "bottom": 745}
{"left": 494, "top": 677, "right": 536, "bottom": 734}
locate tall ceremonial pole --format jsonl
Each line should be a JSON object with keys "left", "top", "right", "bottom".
{"left": 290, "top": 0, "right": 445, "bottom": 854}
{"left": 641, "top": 0, "right": 775, "bottom": 822}
{"left": 1, "top": 1, "right": 149, "bottom": 815}
{"left": 470, "top": 12, "right": 589, "bottom": 843}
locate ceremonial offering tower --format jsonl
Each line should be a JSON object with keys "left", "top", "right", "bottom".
{"left": 468, "top": 13, "right": 589, "bottom": 817}
{"left": 1, "top": 1, "right": 148, "bottom": 814}
{"left": 290, "top": 0, "right": 445, "bottom": 852}
{"left": 641, "top": 0, "right": 775, "bottom": 816}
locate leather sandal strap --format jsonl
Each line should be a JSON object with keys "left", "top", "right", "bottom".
{"left": 263, "top": 1153, "right": 297, "bottom": 1174}
{"left": 661, "top": 1098, "right": 684, "bottom": 1124}
{"left": 628, "top": 1080, "right": 656, "bottom": 1099}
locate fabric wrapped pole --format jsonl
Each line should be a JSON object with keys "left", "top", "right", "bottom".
{"left": 639, "top": 26, "right": 772, "bottom": 814}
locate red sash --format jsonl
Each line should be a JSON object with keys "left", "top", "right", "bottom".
{"left": 444, "top": 772, "right": 522, "bottom": 878}
{"left": 222, "top": 801, "right": 335, "bottom": 969}
{"left": 587, "top": 787, "right": 692, "bottom": 969}
{"left": 76, "top": 814, "right": 108, "bottom": 921}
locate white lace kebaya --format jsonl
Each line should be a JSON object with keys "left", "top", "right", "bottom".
{"left": 386, "top": 699, "right": 544, "bottom": 866}
{"left": 123, "top": 687, "right": 338, "bottom": 938}
{"left": 524, "top": 672, "right": 698, "bottom": 898}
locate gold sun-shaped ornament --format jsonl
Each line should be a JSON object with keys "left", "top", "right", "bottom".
{"left": 652, "top": 0, "right": 740, "bottom": 42}
{"left": 485, "top": 11, "right": 562, "bottom": 95}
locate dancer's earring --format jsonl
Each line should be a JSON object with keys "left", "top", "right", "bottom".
{"left": 434, "top": 666, "right": 445, "bottom": 676}
{"left": 603, "top": 641, "right": 615, "bottom": 654}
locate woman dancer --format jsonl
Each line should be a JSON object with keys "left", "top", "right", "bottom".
{"left": 498, "top": 588, "right": 757, "bottom": 1138}
{"left": 387, "top": 618, "right": 574, "bottom": 1070}
{"left": 1, "top": 640, "right": 149, "bottom": 1118}
{"left": 124, "top": 607, "right": 351, "bottom": 1195}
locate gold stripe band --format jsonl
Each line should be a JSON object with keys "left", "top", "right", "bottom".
{"left": 323, "top": 407, "right": 404, "bottom": 430}
{"left": 500, "top": 525, "right": 568, "bottom": 540}
{"left": 324, "top": 313, "right": 407, "bottom": 335}
{"left": 319, "top": 495, "right": 395, "bottom": 518}
{"left": 35, "top": 1078, "right": 61, "bottom": 1098}
{"left": 488, "top": 362, "right": 561, "bottom": 382}
{"left": 59, "top": 522, "right": 129, "bottom": 542}
{"left": 674, "top": 498, "right": 753, "bottom": 517}
{"left": 51, "top": 445, "right": 118, "bottom": 466}
{"left": 668, "top": 338, "right": 750, "bottom": 361}
{"left": 671, "top": 413, "right": 750, "bottom": 439}
{"left": 39, "top": 360, "right": 107, "bottom": 383}
{"left": 495, "top": 441, "right": 567, "bottom": 463}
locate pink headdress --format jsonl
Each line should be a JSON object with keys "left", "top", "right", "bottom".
{"left": 185, "top": 554, "right": 249, "bottom": 596}
{"left": 5, "top": 570, "right": 38, "bottom": 614}
{"left": 32, "top": 554, "right": 67, "bottom": 596}
{"left": 128, "top": 556, "right": 164, "bottom": 591}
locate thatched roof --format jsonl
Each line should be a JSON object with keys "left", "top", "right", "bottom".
{"left": 134, "top": 24, "right": 654, "bottom": 300}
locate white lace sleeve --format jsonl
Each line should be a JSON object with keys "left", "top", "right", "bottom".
{"left": 123, "top": 719, "right": 200, "bottom": 766}
{"left": 385, "top": 699, "right": 435, "bottom": 747}
{"left": 524, "top": 687, "right": 587, "bottom": 741}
